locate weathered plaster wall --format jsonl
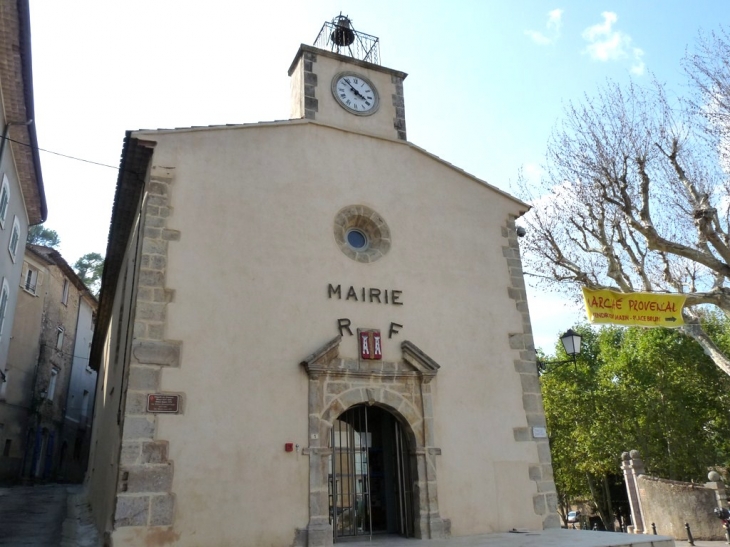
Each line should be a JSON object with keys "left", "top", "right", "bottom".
{"left": 34, "top": 256, "right": 82, "bottom": 430}
{"left": 0, "top": 112, "right": 30, "bottom": 375}
{"left": 106, "top": 121, "right": 548, "bottom": 547}
{"left": 1, "top": 252, "right": 46, "bottom": 480}
{"left": 2, "top": 248, "right": 92, "bottom": 481}
{"left": 59, "top": 295, "right": 97, "bottom": 482}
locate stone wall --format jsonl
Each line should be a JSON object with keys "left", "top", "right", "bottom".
{"left": 623, "top": 450, "right": 727, "bottom": 540}
{"left": 638, "top": 475, "right": 724, "bottom": 540}
{"left": 303, "top": 51, "right": 318, "bottom": 120}
{"left": 392, "top": 75, "right": 406, "bottom": 140}
{"left": 503, "top": 214, "right": 559, "bottom": 529}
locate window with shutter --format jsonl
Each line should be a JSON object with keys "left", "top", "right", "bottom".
{"left": 8, "top": 216, "right": 20, "bottom": 261}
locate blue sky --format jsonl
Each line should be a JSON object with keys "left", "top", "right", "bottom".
{"left": 27, "top": 1, "right": 730, "bottom": 352}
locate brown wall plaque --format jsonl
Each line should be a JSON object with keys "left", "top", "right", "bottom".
{"left": 147, "top": 394, "right": 180, "bottom": 413}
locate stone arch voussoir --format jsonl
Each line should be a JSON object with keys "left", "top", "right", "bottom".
{"left": 323, "top": 387, "right": 423, "bottom": 448}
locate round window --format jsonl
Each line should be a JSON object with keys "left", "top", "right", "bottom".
{"left": 346, "top": 229, "right": 368, "bottom": 250}
{"left": 334, "top": 205, "right": 391, "bottom": 263}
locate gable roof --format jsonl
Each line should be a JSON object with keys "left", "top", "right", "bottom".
{"left": 89, "top": 134, "right": 154, "bottom": 371}
{"left": 26, "top": 244, "right": 98, "bottom": 305}
{"left": 90, "top": 117, "right": 528, "bottom": 371}
{"left": 130, "top": 118, "right": 530, "bottom": 211}
{"left": 0, "top": 0, "right": 46, "bottom": 224}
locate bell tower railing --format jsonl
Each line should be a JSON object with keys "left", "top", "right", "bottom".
{"left": 313, "top": 14, "right": 381, "bottom": 65}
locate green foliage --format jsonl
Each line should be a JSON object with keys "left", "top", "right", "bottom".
{"left": 73, "top": 252, "right": 104, "bottom": 297}
{"left": 542, "top": 323, "right": 730, "bottom": 528}
{"left": 27, "top": 224, "right": 60, "bottom": 248}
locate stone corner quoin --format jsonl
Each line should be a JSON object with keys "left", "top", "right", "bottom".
{"left": 117, "top": 166, "right": 181, "bottom": 530}
{"left": 502, "top": 214, "right": 559, "bottom": 529}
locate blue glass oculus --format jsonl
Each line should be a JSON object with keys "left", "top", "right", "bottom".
{"left": 346, "top": 229, "right": 368, "bottom": 250}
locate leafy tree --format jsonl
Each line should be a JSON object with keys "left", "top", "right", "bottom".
{"left": 73, "top": 252, "right": 104, "bottom": 296}
{"left": 517, "top": 29, "right": 730, "bottom": 377}
{"left": 541, "top": 326, "right": 623, "bottom": 530}
{"left": 27, "top": 224, "right": 60, "bottom": 248}
{"left": 542, "top": 323, "right": 730, "bottom": 530}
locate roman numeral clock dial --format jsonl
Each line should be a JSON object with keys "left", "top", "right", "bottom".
{"left": 331, "top": 72, "right": 380, "bottom": 116}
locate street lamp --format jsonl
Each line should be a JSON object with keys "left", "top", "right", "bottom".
{"left": 536, "top": 329, "right": 583, "bottom": 375}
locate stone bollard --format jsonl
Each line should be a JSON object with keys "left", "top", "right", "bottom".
{"left": 685, "top": 522, "right": 695, "bottom": 546}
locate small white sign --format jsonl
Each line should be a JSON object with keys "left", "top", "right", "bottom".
{"left": 310, "top": 433, "right": 319, "bottom": 440}
{"left": 532, "top": 427, "right": 548, "bottom": 439}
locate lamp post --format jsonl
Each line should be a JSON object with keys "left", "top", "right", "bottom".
{"left": 536, "top": 329, "right": 583, "bottom": 375}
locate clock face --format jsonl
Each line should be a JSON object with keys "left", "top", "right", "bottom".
{"left": 331, "top": 72, "right": 379, "bottom": 116}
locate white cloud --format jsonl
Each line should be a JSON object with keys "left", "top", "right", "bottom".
{"left": 525, "top": 8, "right": 563, "bottom": 46}
{"left": 630, "top": 48, "right": 645, "bottom": 76}
{"left": 582, "top": 11, "right": 617, "bottom": 44}
{"left": 582, "top": 12, "right": 645, "bottom": 75}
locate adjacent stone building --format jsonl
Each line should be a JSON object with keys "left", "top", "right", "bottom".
{"left": 87, "top": 17, "right": 556, "bottom": 546}
{"left": 0, "top": 245, "right": 97, "bottom": 482}
{"left": 0, "top": 0, "right": 47, "bottom": 450}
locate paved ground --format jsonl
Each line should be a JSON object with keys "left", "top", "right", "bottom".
{"left": 1, "top": 484, "right": 729, "bottom": 547}
{"left": 343, "top": 531, "right": 730, "bottom": 546}
{"left": 342, "top": 530, "right": 676, "bottom": 546}
{"left": 0, "top": 483, "right": 100, "bottom": 547}
{"left": 0, "top": 484, "right": 68, "bottom": 546}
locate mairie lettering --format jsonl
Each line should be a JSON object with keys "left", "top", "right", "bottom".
{"left": 328, "top": 284, "right": 403, "bottom": 305}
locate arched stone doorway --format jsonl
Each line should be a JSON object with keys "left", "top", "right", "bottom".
{"left": 300, "top": 336, "right": 447, "bottom": 547}
{"left": 330, "top": 404, "right": 414, "bottom": 540}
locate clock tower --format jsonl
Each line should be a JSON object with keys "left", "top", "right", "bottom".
{"left": 288, "top": 15, "right": 408, "bottom": 141}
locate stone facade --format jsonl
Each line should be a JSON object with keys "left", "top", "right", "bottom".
{"left": 503, "top": 215, "right": 559, "bottom": 529}
{"left": 2, "top": 246, "right": 97, "bottom": 483}
{"left": 114, "top": 166, "right": 180, "bottom": 529}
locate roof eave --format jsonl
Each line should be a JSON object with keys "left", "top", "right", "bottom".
{"left": 88, "top": 134, "right": 154, "bottom": 371}
{"left": 17, "top": 0, "right": 46, "bottom": 223}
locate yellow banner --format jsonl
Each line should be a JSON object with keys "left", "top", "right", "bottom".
{"left": 582, "top": 288, "right": 686, "bottom": 327}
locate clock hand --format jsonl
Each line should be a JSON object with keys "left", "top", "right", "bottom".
{"left": 343, "top": 79, "right": 366, "bottom": 100}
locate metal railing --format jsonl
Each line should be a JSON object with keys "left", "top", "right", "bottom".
{"left": 313, "top": 15, "right": 380, "bottom": 65}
